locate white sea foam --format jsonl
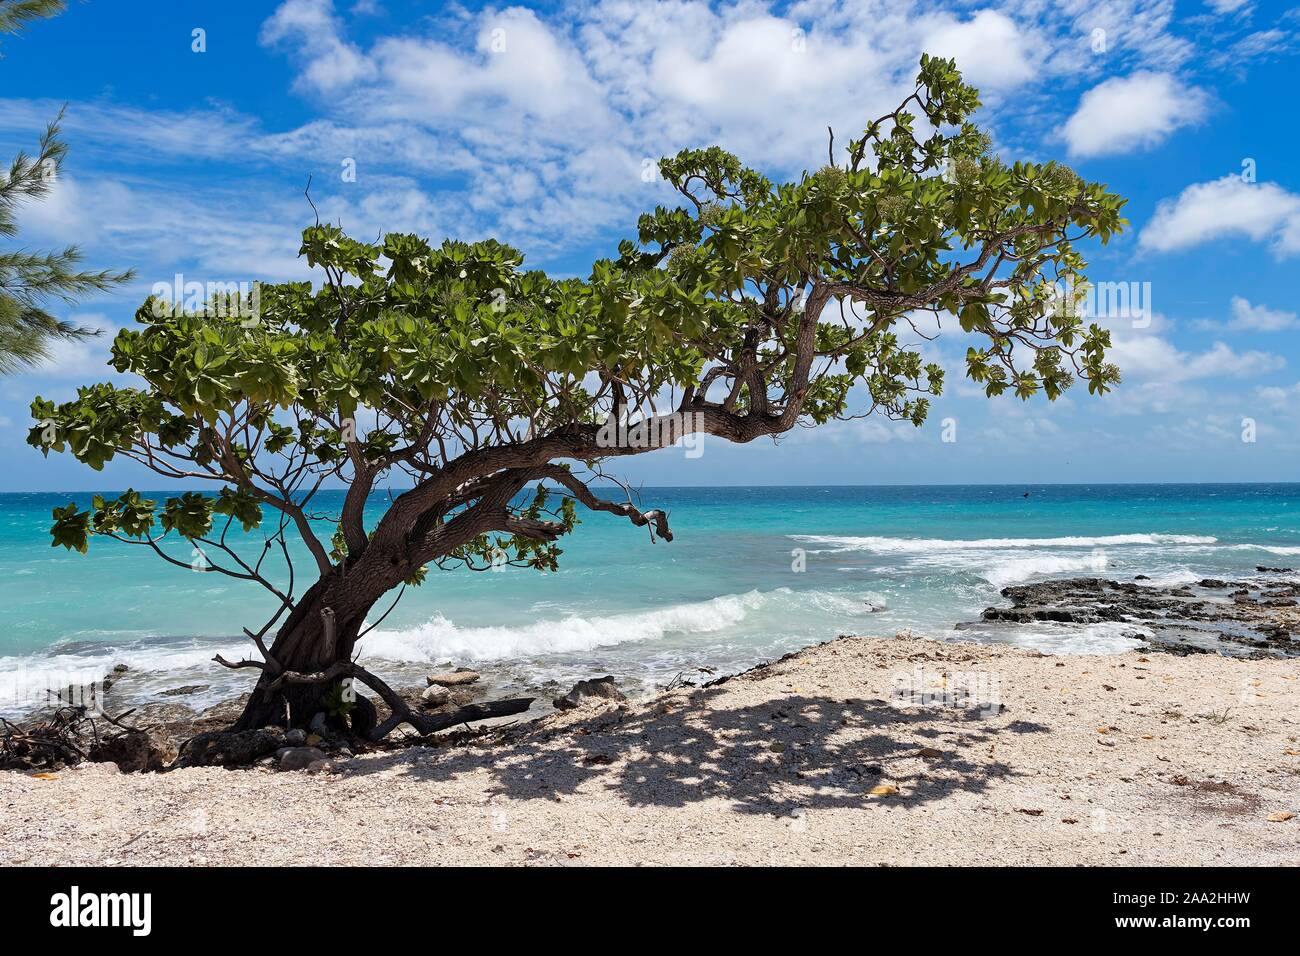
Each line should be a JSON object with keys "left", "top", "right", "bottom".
{"left": 0, "top": 636, "right": 253, "bottom": 715}
{"left": 790, "top": 533, "right": 1219, "bottom": 553}
{"left": 361, "top": 587, "right": 885, "bottom": 664}
{"left": 983, "top": 552, "right": 1110, "bottom": 588}
{"left": 1001, "top": 621, "right": 1149, "bottom": 655}
{"left": 1227, "top": 544, "right": 1300, "bottom": 556}
{"left": 363, "top": 590, "right": 770, "bottom": 663}
{"left": 1141, "top": 568, "right": 1201, "bottom": 587}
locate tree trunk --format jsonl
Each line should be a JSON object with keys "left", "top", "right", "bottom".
{"left": 230, "top": 574, "right": 380, "bottom": 733}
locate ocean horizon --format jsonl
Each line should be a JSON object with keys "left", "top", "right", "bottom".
{"left": 2, "top": 481, "right": 1297, "bottom": 714}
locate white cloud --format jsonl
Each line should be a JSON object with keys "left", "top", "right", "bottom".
{"left": 1205, "top": 0, "right": 1252, "bottom": 14}
{"left": 1139, "top": 174, "right": 1300, "bottom": 256}
{"left": 1256, "top": 381, "right": 1300, "bottom": 408}
{"left": 1095, "top": 313, "right": 1285, "bottom": 409}
{"left": 1110, "top": 334, "right": 1283, "bottom": 383}
{"left": 1061, "top": 72, "right": 1207, "bottom": 158}
{"left": 17, "top": 172, "right": 327, "bottom": 285}
{"left": 372, "top": 9, "right": 608, "bottom": 124}
{"left": 260, "top": 0, "right": 376, "bottom": 93}
{"left": 0, "top": 0, "right": 1255, "bottom": 294}
{"left": 31, "top": 315, "right": 118, "bottom": 380}
{"left": 241, "top": 0, "right": 1196, "bottom": 252}
{"left": 919, "top": 9, "right": 1038, "bottom": 91}
{"left": 1222, "top": 297, "right": 1297, "bottom": 332}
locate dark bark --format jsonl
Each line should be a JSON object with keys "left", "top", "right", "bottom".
{"left": 230, "top": 570, "right": 382, "bottom": 732}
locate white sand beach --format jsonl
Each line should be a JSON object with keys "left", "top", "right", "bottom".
{"left": 2, "top": 633, "right": 1297, "bottom": 866}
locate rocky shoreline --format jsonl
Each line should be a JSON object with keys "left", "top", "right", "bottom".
{"left": 1, "top": 664, "right": 628, "bottom": 774}
{"left": 960, "top": 569, "right": 1300, "bottom": 658}
{"left": 7, "top": 568, "right": 1299, "bottom": 775}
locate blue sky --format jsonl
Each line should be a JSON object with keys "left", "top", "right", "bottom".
{"left": 1, "top": 0, "right": 1298, "bottom": 490}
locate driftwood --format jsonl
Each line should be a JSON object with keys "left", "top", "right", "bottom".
{"left": 347, "top": 661, "right": 531, "bottom": 740}
{"left": 214, "top": 649, "right": 532, "bottom": 742}
{"left": 372, "top": 697, "right": 535, "bottom": 741}
{"left": 0, "top": 706, "right": 137, "bottom": 771}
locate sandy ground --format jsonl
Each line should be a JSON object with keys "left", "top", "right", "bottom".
{"left": 2, "top": 633, "right": 1298, "bottom": 866}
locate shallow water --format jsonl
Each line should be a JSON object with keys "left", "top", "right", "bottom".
{"left": 1, "top": 483, "right": 1296, "bottom": 713}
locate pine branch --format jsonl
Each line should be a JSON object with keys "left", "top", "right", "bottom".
{"left": 0, "top": 111, "right": 133, "bottom": 372}
{"left": 0, "top": 0, "right": 66, "bottom": 46}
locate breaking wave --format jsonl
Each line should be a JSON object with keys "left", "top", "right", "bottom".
{"left": 363, "top": 587, "right": 885, "bottom": 664}
{"left": 983, "top": 552, "right": 1110, "bottom": 588}
{"left": 790, "top": 533, "right": 1219, "bottom": 554}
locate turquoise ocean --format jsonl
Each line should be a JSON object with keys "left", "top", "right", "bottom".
{"left": 1, "top": 483, "right": 1297, "bottom": 713}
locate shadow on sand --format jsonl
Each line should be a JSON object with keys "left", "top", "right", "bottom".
{"left": 337, "top": 687, "right": 1049, "bottom": 816}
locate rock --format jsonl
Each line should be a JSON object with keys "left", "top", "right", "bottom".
{"left": 1266, "top": 811, "right": 1295, "bottom": 823}
{"left": 97, "top": 663, "right": 131, "bottom": 693}
{"left": 174, "top": 728, "right": 286, "bottom": 768}
{"left": 1257, "top": 566, "right": 1295, "bottom": 574}
{"left": 427, "top": 669, "right": 480, "bottom": 687}
{"left": 982, "top": 606, "right": 1099, "bottom": 624}
{"left": 278, "top": 746, "right": 328, "bottom": 771}
{"left": 309, "top": 712, "right": 328, "bottom": 734}
{"left": 285, "top": 728, "right": 307, "bottom": 746}
{"left": 73, "top": 759, "right": 120, "bottom": 775}
{"left": 88, "top": 729, "right": 176, "bottom": 773}
{"left": 128, "top": 702, "right": 197, "bottom": 726}
{"left": 553, "top": 676, "right": 627, "bottom": 710}
{"left": 966, "top": 575, "right": 1300, "bottom": 659}
{"left": 421, "top": 685, "right": 451, "bottom": 707}
{"left": 1134, "top": 575, "right": 1150, "bottom": 581}
{"left": 160, "top": 684, "right": 208, "bottom": 697}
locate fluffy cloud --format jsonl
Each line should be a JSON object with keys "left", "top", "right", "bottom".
{"left": 1094, "top": 314, "right": 1286, "bottom": 417}
{"left": 1109, "top": 334, "right": 1284, "bottom": 384}
{"left": 1139, "top": 175, "right": 1300, "bottom": 256}
{"left": 371, "top": 9, "right": 609, "bottom": 125}
{"left": 1061, "top": 72, "right": 1207, "bottom": 158}
{"left": 1214, "top": 297, "right": 1298, "bottom": 332}
{"left": 1255, "top": 381, "right": 1300, "bottom": 408}
{"left": 919, "top": 9, "right": 1039, "bottom": 91}
{"left": 242, "top": 0, "right": 1196, "bottom": 253}
{"left": 260, "top": 0, "right": 376, "bottom": 92}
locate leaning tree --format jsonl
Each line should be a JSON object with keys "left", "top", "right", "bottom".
{"left": 31, "top": 58, "right": 1125, "bottom": 738}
